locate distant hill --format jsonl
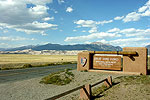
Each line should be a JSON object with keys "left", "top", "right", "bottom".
{"left": 146, "top": 44, "right": 150, "bottom": 55}
{"left": 2, "top": 42, "right": 122, "bottom": 51}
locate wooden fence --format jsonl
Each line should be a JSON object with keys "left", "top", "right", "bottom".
{"left": 45, "top": 76, "right": 112, "bottom": 100}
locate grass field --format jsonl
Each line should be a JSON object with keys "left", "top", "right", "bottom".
{"left": 0, "top": 54, "right": 149, "bottom": 70}
{"left": 0, "top": 54, "right": 77, "bottom": 70}
{"left": 0, "top": 54, "right": 77, "bottom": 64}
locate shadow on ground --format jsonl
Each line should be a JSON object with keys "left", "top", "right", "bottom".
{"left": 92, "top": 82, "right": 120, "bottom": 100}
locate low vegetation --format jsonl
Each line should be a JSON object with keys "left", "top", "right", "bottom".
{"left": 0, "top": 54, "right": 77, "bottom": 70}
{"left": 0, "top": 61, "right": 76, "bottom": 70}
{"left": 40, "top": 69, "right": 74, "bottom": 85}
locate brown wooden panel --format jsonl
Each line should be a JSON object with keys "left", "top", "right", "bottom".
{"left": 93, "top": 55, "right": 121, "bottom": 70}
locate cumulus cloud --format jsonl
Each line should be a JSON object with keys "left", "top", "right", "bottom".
{"left": 82, "top": 30, "right": 86, "bottom": 32}
{"left": 114, "top": 16, "right": 124, "bottom": 20}
{"left": 64, "top": 32, "right": 120, "bottom": 42}
{"left": 73, "top": 29, "right": 77, "bottom": 32}
{"left": 74, "top": 19, "right": 113, "bottom": 34}
{"left": 0, "top": 0, "right": 57, "bottom": 35}
{"left": 96, "top": 39, "right": 109, "bottom": 44}
{"left": 74, "top": 20, "right": 113, "bottom": 28}
{"left": 107, "top": 27, "right": 150, "bottom": 37}
{"left": 141, "top": 10, "right": 150, "bottom": 16}
{"left": 138, "top": 6, "right": 148, "bottom": 12}
{"left": 42, "top": 17, "right": 54, "bottom": 21}
{"left": 66, "top": 7, "right": 73, "bottom": 12}
{"left": 96, "top": 37, "right": 150, "bottom": 47}
{"left": 121, "top": 28, "right": 150, "bottom": 37}
{"left": 123, "top": 12, "right": 141, "bottom": 22}
{"left": 123, "top": 0, "right": 150, "bottom": 22}
{"left": 109, "top": 37, "right": 150, "bottom": 47}
{"left": 74, "top": 20, "right": 96, "bottom": 28}
{"left": 107, "top": 28, "right": 120, "bottom": 33}
{"left": 64, "top": 27, "right": 150, "bottom": 47}
{"left": 88, "top": 27, "right": 98, "bottom": 33}
{"left": 97, "top": 20, "right": 113, "bottom": 25}
{"left": 0, "top": 36, "right": 35, "bottom": 41}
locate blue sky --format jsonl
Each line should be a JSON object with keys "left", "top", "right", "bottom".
{"left": 0, "top": 0, "right": 150, "bottom": 48}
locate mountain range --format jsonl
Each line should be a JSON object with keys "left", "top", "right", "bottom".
{"left": 0, "top": 42, "right": 149, "bottom": 55}
{"left": 0, "top": 42, "right": 122, "bottom": 51}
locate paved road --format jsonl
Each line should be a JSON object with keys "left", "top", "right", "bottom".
{"left": 0, "top": 64, "right": 76, "bottom": 84}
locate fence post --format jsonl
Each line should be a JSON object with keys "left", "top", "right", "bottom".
{"left": 79, "top": 84, "right": 91, "bottom": 100}
{"left": 104, "top": 76, "right": 112, "bottom": 88}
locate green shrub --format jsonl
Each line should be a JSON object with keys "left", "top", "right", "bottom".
{"left": 40, "top": 69, "right": 74, "bottom": 85}
{"left": 23, "top": 64, "right": 32, "bottom": 68}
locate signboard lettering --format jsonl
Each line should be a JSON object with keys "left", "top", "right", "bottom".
{"left": 93, "top": 55, "right": 121, "bottom": 70}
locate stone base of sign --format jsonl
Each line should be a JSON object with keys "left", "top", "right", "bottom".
{"left": 79, "top": 84, "right": 91, "bottom": 100}
{"left": 88, "top": 69, "right": 141, "bottom": 75}
{"left": 77, "top": 52, "right": 92, "bottom": 71}
{"left": 123, "top": 47, "right": 147, "bottom": 75}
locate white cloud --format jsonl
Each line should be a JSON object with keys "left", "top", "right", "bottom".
{"left": 64, "top": 27, "right": 150, "bottom": 47}
{"left": 74, "top": 19, "right": 113, "bottom": 28}
{"left": 96, "top": 39, "right": 109, "bottom": 44}
{"left": 4, "top": 21, "right": 57, "bottom": 35}
{"left": 42, "top": 17, "right": 54, "bottom": 21}
{"left": 54, "top": 11, "right": 58, "bottom": 13}
{"left": 64, "top": 32, "right": 120, "bottom": 42}
{"left": 74, "top": 20, "right": 96, "bottom": 28}
{"left": 73, "top": 29, "right": 77, "bottom": 32}
{"left": 107, "top": 28, "right": 150, "bottom": 37}
{"left": 107, "top": 28, "right": 120, "bottom": 33}
{"left": 3, "top": 30, "right": 8, "bottom": 33}
{"left": 141, "top": 10, "right": 150, "bottom": 16}
{"left": 0, "top": 43, "right": 8, "bottom": 45}
{"left": 58, "top": 0, "right": 65, "bottom": 4}
{"left": 123, "top": 0, "right": 150, "bottom": 22}
{"left": 0, "top": 36, "right": 34, "bottom": 41}
{"left": 121, "top": 28, "right": 150, "bottom": 37}
{"left": 0, "top": 0, "right": 57, "bottom": 35}
{"left": 96, "top": 37, "right": 150, "bottom": 47}
{"left": 114, "top": 16, "right": 124, "bottom": 20}
{"left": 84, "top": 41, "right": 91, "bottom": 44}
{"left": 66, "top": 7, "right": 73, "bottom": 12}
{"left": 97, "top": 20, "right": 113, "bottom": 25}
{"left": 88, "top": 27, "right": 98, "bottom": 33}
{"left": 0, "top": 43, "right": 9, "bottom": 48}
{"left": 109, "top": 37, "right": 150, "bottom": 47}
{"left": 29, "top": 5, "right": 49, "bottom": 15}
{"left": 74, "top": 19, "right": 113, "bottom": 34}
{"left": 123, "top": 12, "right": 141, "bottom": 22}
{"left": 82, "top": 30, "right": 86, "bottom": 32}
{"left": 138, "top": 6, "right": 148, "bottom": 12}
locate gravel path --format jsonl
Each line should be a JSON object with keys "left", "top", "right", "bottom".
{"left": 0, "top": 70, "right": 124, "bottom": 100}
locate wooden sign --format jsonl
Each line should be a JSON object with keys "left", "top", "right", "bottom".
{"left": 93, "top": 55, "right": 121, "bottom": 70}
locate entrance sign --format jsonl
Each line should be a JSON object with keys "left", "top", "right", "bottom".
{"left": 93, "top": 55, "right": 121, "bottom": 70}
{"left": 77, "top": 47, "right": 147, "bottom": 75}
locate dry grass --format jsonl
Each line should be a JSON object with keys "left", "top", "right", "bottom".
{"left": 0, "top": 54, "right": 77, "bottom": 69}
{"left": 0, "top": 54, "right": 77, "bottom": 64}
